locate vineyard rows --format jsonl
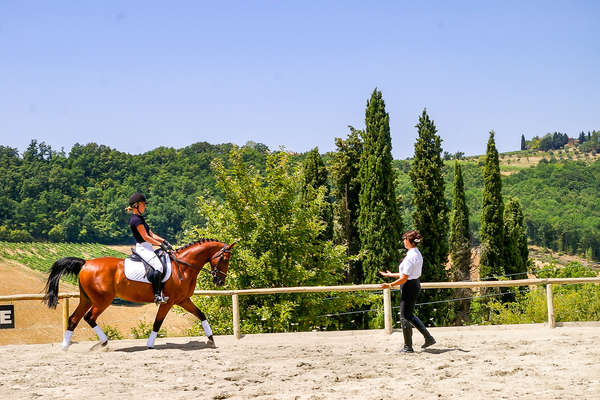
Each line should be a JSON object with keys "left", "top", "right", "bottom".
{"left": 0, "top": 242, "right": 127, "bottom": 283}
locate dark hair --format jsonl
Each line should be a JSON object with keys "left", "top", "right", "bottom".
{"left": 402, "top": 230, "right": 422, "bottom": 246}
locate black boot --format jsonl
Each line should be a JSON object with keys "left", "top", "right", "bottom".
{"left": 400, "top": 319, "right": 414, "bottom": 353}
{"left": 411, "top": 316, "right": 436, "bottom": 348}
{"left": 149, "top": 269, "right": 168, "bottom": 304}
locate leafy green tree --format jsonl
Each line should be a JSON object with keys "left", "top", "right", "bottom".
{"left": 185, "top": 149, "right": 353, "bottom": 334}
{"left": 301, "top": 147, "right": 333, "bottom": 241}
{"left": 449, "top": 161, "right": 471, "bottom": 322}
{"left": 358, "top": 89, "right": 402, "bottom": 283}
{"left": 503, "top": 197, "right": 528, "bottom": 277}
{"left": 480, "top": 131, "right": 505, "bottom": 278}
{"left": 331, "top": 126, "right": 363, "bottom": 283}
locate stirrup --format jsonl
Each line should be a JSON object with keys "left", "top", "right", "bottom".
{"left": 154, "top": 294, "right": 169, "bottom": 304}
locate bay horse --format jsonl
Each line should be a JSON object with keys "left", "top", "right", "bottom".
{"left": 43, "top": 239, "right": 235, "bottom": 350}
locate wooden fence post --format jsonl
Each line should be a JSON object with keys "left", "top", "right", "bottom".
{"left": 62, "top": 297, "right": 69, "bottom": 334}
{"left": 383, "top": 288, "right": 392, "bottom": 334}
{"left": 232, "top": 294, "right": 241, "bottom": 339}
{"left": 546, "top": 284, "right": 555, "bottom": 328}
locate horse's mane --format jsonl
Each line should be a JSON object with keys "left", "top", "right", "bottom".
{"left": 175, "top": 238, "right": 221, "bottom": 252}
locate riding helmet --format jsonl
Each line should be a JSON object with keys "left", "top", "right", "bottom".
{"left": 129, "top": 192, "right": 147, "bottom": 206}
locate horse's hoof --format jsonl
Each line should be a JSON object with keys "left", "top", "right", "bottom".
{"left": 90, "top": 341, "right": 109, "bottom": 351}
{"left": 207, "top": 339, "right": 216, "bottom": 348}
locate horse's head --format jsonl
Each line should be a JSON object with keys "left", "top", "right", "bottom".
{"left": 173, "top": 239, "right": 237, "bottom": 287}
{"left": 208, "top": 241, "right": 237, "bottom": 286}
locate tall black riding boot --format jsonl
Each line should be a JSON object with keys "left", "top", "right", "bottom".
{"left": 400, "top": 319, "right": 414, "bottom": 353}
{"left": 411, "top": 316, "right": 436, "bottom": 348}
{"left": 149, "top": 269, "right": 168, "bottom": 304}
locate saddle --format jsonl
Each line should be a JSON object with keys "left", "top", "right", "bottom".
{"left": 124, "top": 248, "right": 172, "bottom": 284}
{"left": 129, "top": 248, "right": 169, "bottom": 281}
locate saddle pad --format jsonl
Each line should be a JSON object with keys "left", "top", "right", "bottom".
{"left": 124, "top": 257, "right": 172, "bottom": 284}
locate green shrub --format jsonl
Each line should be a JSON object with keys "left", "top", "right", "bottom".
{"left": 478, "top": 263, "right": 600, "bottom": 325}
{"left": 98, "top": 324, "right": 123, "bottom": 340}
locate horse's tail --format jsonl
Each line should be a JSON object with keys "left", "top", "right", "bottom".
{"left": 43, "top": 257, "right": 86, "bottom": 309}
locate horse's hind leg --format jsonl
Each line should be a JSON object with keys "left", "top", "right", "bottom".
{"left": 177, "top": 298, "right": 215, "bottom": 346}
{"left": 62, "top": 289, "right": 93, "bottom": 350}
{"left": 83, "top": 302, "right": 112, "bottom": 345}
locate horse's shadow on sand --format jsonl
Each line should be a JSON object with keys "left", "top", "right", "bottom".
{"left": 113, "top": 340, "right": 215, "bottom": 353}
{"left": 422, "top": 347, "right": 470, "bottom": 354}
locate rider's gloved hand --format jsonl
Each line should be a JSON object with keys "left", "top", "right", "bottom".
{"left": 161, "top": 240, "right": 174, "bottom": 252}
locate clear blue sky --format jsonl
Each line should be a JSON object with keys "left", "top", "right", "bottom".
{"left": 1, "top": 1, "right": 599, "bottom": 159}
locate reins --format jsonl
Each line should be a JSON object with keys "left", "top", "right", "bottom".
{"left": 168, "top": 244, "right": 230, "bottom": 280}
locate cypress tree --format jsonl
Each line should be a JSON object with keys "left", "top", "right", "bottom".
{"left": 358, "top": 89, "right": 402, "bottom": 283}
{"left": 301, "top": 147, "right": 333, "bottom": 240}
{"left": 449, "top": 161, "right": 471, "bottom": 279}
{"left": 331, "top": 126, "right": 363, "bottom": 283}
{"left": 409, "top": 109, "right": 450, "bottom": 324}
{"left": 504, "top": 197, "right": 528, "bottom": 277}
{"left": 480, "top": 131, "right": 505, "bottom": 279}
{"left": 449, "top": 161, "right": 471, "bottom": 323}
{"left": 409, "top": 109, "right": 449, "bottom": 282}
{"left": 520, "top": 134, "right": 527, "bottom": 151}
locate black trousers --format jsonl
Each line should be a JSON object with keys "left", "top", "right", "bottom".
{"left": 400, "top": 279, "right": 421, "bottom": 324}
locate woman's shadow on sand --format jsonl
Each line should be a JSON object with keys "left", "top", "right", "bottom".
{"left": 113, "top": 340, "right": 216, "bottom": 353}
{"left": 422, "top": 347, "right": 470, "bottom": 354}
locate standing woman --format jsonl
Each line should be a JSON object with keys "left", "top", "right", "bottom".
{"left": 380, "top": 230, "right": 436, "bottom": 352}
{"left": 126, "top": 192, "right": 172, "bottom": 304}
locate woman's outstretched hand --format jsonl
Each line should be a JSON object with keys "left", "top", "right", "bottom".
{"left": 379, "top": 270, "right": 393, "bottom": 277}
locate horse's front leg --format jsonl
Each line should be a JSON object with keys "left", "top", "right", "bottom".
{"left": 178, "top": 297, "right": 215, "bottom": 346}
{"left": 147, "top": 303, "right": 173, "bottom": 349}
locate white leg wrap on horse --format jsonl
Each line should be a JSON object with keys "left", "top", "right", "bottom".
{"left": 147, "top": 331, "right": 158, "bottom": 348}
{"left": 93, "top": 326, "right": 108, "bottom": 343}
{"left": 202, "top": 320, "right": 213, "bottom": 337}
{"left": 62, "top": 330, "right": 73, "bottom": 348}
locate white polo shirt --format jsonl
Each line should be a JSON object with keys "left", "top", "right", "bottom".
{"left": 399, "top": 247, "right": 423, "bottom": 280}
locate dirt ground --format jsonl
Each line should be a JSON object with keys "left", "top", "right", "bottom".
{"left": 0, "top": 323, "right": 599, "bottom": 399}
{"left": 529, "top": 245, "right": 600, "bottom": 271}
{"left": 0, "top": 258, "right": 198, "bottom": 345}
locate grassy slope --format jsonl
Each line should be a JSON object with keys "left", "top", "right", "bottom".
{"left": 0, "top": 242, "right": 128, "bottom": 284}
{"left": 462, "top": 146, "right": 600, "bottom": 175}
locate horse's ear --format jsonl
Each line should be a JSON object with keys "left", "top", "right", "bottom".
{"left": 227, "top": 240, "right": 239, "bottom": 250}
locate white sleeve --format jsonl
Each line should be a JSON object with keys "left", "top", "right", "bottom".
{"left": 399, "top": 254, "right": 414, "bottom": 276}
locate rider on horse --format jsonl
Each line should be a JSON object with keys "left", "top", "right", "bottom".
{"left": 127, "top": 192, "right": 173, "bottom": 304}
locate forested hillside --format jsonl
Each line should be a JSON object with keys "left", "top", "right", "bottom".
{"left": 1, "top": 138, "right": 599, "bottom": 261}
{"left": 394, "top": 157, "right": 600, "bottom": 261}
{"left": 0, "top": 140, "right": 269, "bottom": 243}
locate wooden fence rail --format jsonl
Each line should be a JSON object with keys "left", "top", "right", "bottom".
{"left": 1, "top": 277, "right": 599, "bottom": 339}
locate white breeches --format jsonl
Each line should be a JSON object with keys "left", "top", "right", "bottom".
{"left": 136, "top": 242, "right": 163, "bottom": 273}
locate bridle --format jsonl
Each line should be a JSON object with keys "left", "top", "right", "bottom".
{"left": 168, "top": 243, "right": 231, "bottom": 280}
